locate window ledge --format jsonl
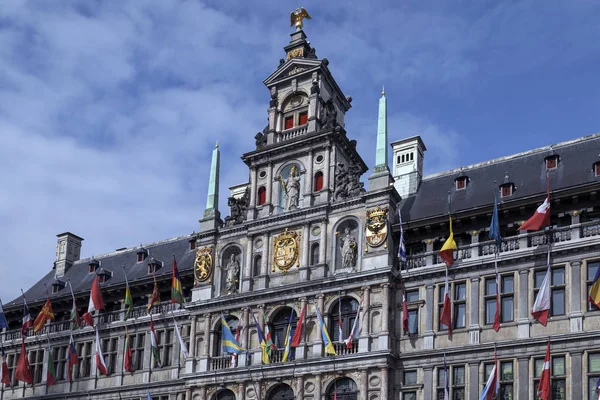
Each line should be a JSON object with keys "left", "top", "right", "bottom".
{"left": 401, "top": 384, "right": 423, "bottom": 390}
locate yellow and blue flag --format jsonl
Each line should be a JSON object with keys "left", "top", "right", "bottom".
{"left": 589, "top": 267, "right": 600, "bottom": 308}
{"left": 281, "top": 310, "right": 294, "bottom": 362}
{"left": 249, "top": 307, "right": 270, "bottom": 364}
{"left": 313, "top": 302, "right": 337, "bottom": 356}
{"left": 221, "top": 314, "right": 244, "bottom": 354}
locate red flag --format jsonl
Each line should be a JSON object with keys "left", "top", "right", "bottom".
{"left": 402, "top": 287, "right": 409, "bottom": 334}
{"left": 1, "top": 348, "right": 11, "bottom": 386}
{"left": 537, "top": 341, "right": 551, "bottom": 400}
{"left": 67, "top": 335, "right": 78, "bottom": 382}
{"left": 493, "top": 271, "right": 501, "bottom": 332}
{"left": 519, "top": 179, "right": 551, "bottom": 232}
{"left": 124, "top": 331, "right": 134, "bottom": 373}
{"left": 33, "top": 296, "right": 55, "bottom": 333}
{"left": 532, "top": 249, "right": 551, "bottom": 326}
{"left": 14, "top": 339, "right": 32, "bottom": 384}
{"left": 147, "top": 274, "right": 160, "bottom": 314}
{"left": 95, "top": 327, "right": 108, "bottom": 376}
{"left": 439, "top": 270, "right": 452, "bottom": 337}
{"left": 82, "top": 275, "right": 105, "bottom": 327}
{"left": 291, "top": 304, "right": 306, "bottom": 347}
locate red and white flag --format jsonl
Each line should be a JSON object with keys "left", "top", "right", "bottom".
{"left": 440, "top": 269, "right": 452, "bottom": 336}
{"left": 83, "top": 275, "right": 105, "bottom": 327}
{"left": 291, "top": 304, "right": 306, "bottom": 347}
{"left": 67, "top": 334, "right": 78, "bottom": 382}
{"left": 537, "top": 340, "right": 551, "bottom": 400}
{"left": 21, "top": 296, "right": 32, "bottom": 335}
{"left": 14, "top": 339, "right": 32, "bottom": 384}
{"left": 344, "top": 299, "right": 362, "bottom": 349}
{"left": 94, "top": 327, "right": 108, "bottom": 375}
{"left": 402, "top": 287, "right": 410, "bottom": 334}
{"left": 519, "top": 179, "right": 551, "bottom": 231}
{"left": 531, "top": 249, "right": 551, "bottom": 326}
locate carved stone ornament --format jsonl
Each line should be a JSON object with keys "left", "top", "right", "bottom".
{"left": 194, "top": 247, "right": 213, "bottom": 284}
{"left": 333, "top": 162, "right": 365, "bottom": 202}
{"left": 272, "top": 229, "right": 300, "bottom": 273}
{"left": 224, "top": 188, "right": 249, "bottom": 227}
{"left": 365, "top": 205, "right": 389, "bottom": 248}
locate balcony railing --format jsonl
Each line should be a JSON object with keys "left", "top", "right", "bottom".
{"left": 328, "top": 341, "right": 359, "bottom": 356}
{"left": 277, "top": 125, "right": 308, "bottom": 142}
{"left": 210, "top": 355, "right": 231, "bottom": 371}
{"left": 4, "top": 319, "right": 73, "bottom": 341}
{"left": 582, "top": 221, "right": 600, "bottom": 238}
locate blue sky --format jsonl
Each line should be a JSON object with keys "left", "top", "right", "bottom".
{"left": 1, "top": 1, "right": 599, "bottom": 302}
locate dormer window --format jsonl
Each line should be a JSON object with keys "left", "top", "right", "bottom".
{"left": 52, "top": 285, "right": 58, "bottom": 294}
{"left": 96, "top": 268, "right": 112, "bottom": 283}
{"left": 299, "top": 111, "right": 308, "bottom": 125}
{"left": 148, "top": 257, "right": 162, "bottom": 274}
{"left": 500, "top": 183, "right": 514, "bottom": 198}
{"left": 545, "top": 155, "right": 559, "bottom": 170}
{"left": 189, "top": 239, "right": 196, "bottom": 251}
{"left": 137, "top": 247, "right": 148, "bottom": 263}
{"left": 88, "top": 258, "right": 100, "bottom": 274}
{"left": 594, "top": 161, "right": 600, "bottom": 177}
{"left": 51, "top": 279, "right": 66, "bottom": 294}
{"left": 455, "top": 176, "right": 468, "bottom": 191}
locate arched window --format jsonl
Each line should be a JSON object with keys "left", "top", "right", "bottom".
{"left": 214, "top": 316, "right": 240, "bottom": 356}
{"left": 213, "top": 389, "right": 236, "bottom": 400}
{"left": 330, "top": 298, "right": 360, "bottom": 342}
{"left": 268, "top": 383, "right": 295, "bottom": 400}
{"left": 258, "top": 187, "right": 267, "bottom": 205}
{"left": 253, "top": 254, "right": 262, "bottom": 277}
{"left": 268, "top": 307, "right": 297, "bottom": 362}
{"left": 327, "top": 378, "right": 358, "bottom": 400}
{"left": 314, "top": 171, "right": 324, "bottom": 192}
{"left": 310, "top": 243, "right": 320, "bottom": 266}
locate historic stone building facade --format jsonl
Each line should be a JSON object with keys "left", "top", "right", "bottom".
{"left": 1, "top": 19, "right": 600, "bottom": 400}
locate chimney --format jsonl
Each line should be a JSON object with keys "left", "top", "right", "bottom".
{"left": 55, "top": 232, "right": 84, "bottom": 277}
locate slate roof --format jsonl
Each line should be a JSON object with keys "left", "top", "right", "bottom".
{"left": 400, "top": 133, "right": 600, "bottom": 223}
{"left": 5, "top": 235, "right": 196, "bottom": 310}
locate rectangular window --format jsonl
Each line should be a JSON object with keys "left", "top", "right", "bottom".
{"left": 52, "top": 345, "right": 68, "bottom": 381}
{"left": 486, "top": 361, "right": 514, "bottom": 399}
{"left": 455, "top": 178, "right": 466, "bottom": 190}
{"left": 299, "top": 111, "right": 308, "bottom": 125}
{"left": 137, "top": 253, "right": 143, "bottom": 263}
{"left": 438, "top": 282, "right": 467, "bottom": 330}
{"left": 484, "top": 275, "right": 514, "bottom": 325}
{"left": 28, "top": 349, "right": 44, "bottom": 384}
{"left": 76, "top": 342, "right": 92, "bottom": 378}
{"left": 189, "top": 240, "right": 196, "bottom": 251}
{"left": 403, "top": 370, "right": 418, "bottom": 385}
{"left": 587, "top": 261, "right": 600, "bottom": 311}
{"left": 403, "top": 392, "right": 417, "bottom": 400}
{"left": 588, "top": 353, "right": 600, "bottom": 400}
{"left": 534, "top": 267, "right": 565, "bottom": 317}
{"left": 7, "top": 353, "right": 16, "bottom": 386}
{"left": 102, "top": 338, "right": 119, "bottom": 374}
{"left": 405, "top": 290, "right": 419, "bottom": 335}
{"left": 595, "top": 163, "right": 600, "bottom": 177}
{"left": 284, "top": 116, "right": 294, "bottom": 130}
{"left": 546, "top": 158, "right": 557, "bottom": 169}
{"left": 535, "top": 355, "right": 566, "bottom": 400}
{"left": 157, "top": 328, "right": 174, "bottom": 367}
{"left": 501, "top": 185, "right": 512, "bottom": 197}
{"left": 437, "top": 365, "right": 465, "bottom": 399}
{"left": 134, "top": 333, "right": 146, "bottom": 371}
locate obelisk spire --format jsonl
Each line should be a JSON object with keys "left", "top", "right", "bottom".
{"left": 374, "top": 88, "right": 388, "bottom": 172}
{"left": 200, "top": 141, "right": 221, "bottom": 231}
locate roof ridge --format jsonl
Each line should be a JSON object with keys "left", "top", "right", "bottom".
{"left": 424, "top": 132, "right": 600, "bottom": 181}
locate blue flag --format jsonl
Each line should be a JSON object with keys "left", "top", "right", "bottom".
{"left": 489, "top": 194, "right": 502, "bottom": 249}
{"left": 398, "top": 209, "right": 407, "bottom": 263}
{"left": 0, "top": 299, "right": 8, "bottom": 330}
{"left": 221, "top": 314, "right": 244, "bottom": 354}
{"left": 147, "top": 389, "right": 152, "bottom": 400}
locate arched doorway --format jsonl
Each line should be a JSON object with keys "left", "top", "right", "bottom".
{"left": 213, "top": 389, "right": 236, "bottom": 400}
{"left": 327, "top": 377, "right": 358, "bottom": 400}
{"left": 269, "top": 307, "right": 297, "bottom": 362}
{"left": 267, "top": 383, "right": 295, "bottom": 400}
{"left": 330, "top": 298, "right": 360, "bottom": 343}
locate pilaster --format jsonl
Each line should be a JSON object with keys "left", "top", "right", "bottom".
{"left": 571, "top": 352, "right": 582, "bottom": 400}
{"left": 379, "top": 283, "right": 390, "bottom": 350}
{"left": 198, "top": 313, "right": 211, "bottom": 372}
{"left": 468, "top": 277, "right": 480, "bottom": 345}
{"left": 423, "top": 367, "right": 433, "bottom": 400}
{"left": 569, "top": 260, "right": 583, "bottom": 332}
{"left": 243, "top": 236, "right": 254, "bottom": 292}
{"left": 296, "top": 374, "right": 305, "bottom": 400}
{"left": 517, "top": 269, "right": 530, "bottom": 338}
{"left": 186, "top": 316, "right": 197, "bottom": 373}
{"left": 313, "top": 294, "right": 324, "bottom": 357}
{"left": 468, "top": 362, "right": 479, "bottom": 400}
{"left": 359, "top": 368, "right": 368, "bottom": 400}
{"left": 517, "top": 357, "right": 529, "bottom": 399}
{"left": 257, "top": 233, "right": 270, "bottom": 289}
{"left": 424, "top": 284, "right": 435, "bottom": 350}
{"left": 300, "top": 224, "right": 310, "bottom": 280}
{"left": 379, "top": 365, "right": 389, "bottom": 399}
{"left": 359, "top": 286, "right": 371, "bottom": 353}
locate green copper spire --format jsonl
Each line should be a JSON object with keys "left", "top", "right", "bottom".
{"left": 374, "top": 87, "right": 389, "bottom": 172}
{"left": 204, "top": 141, "right": 220, "bottom": 217}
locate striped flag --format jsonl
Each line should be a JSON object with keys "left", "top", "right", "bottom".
{"left": 123, "top": 269, "right": 134, "bottom": 320}
{"left": 171, "top": 256, "right": 185, "bottom": 306}
{"left": 220, "top": 314, "right": 244, "bottom": 354}
{"left": 537, "top": 340, "right": 551, "bottom": 400}
{"left": 313, "top": 301, "right": 336, "bottom": 356}
{"left": 147, "top": 273, "right": 161, "bottom": 314}
{"left": 531, "top": 247, "right": 551, "bottom": 326}
{"left": 398, "top": 209, "right": 406, "bottom": 263}
{"left": 173, "top": 318, "right": 189, "bottom": 359}
{"left": 480, "top": 351, "right": 498, "bottom": 400}
{"left": 21, "top": 296, "right": 32, "bottom": 335}
{"left": 124, "top": 329, "right": 134, "bottom": 373}
{"left": 281, "top": 311, "right": 294, "bottom": 362}
{"left": 440, "top": 268, "right": 452, "bottom": 336}
{"left": 46, "top": 345, "right": 56, "bottom": 387}
{"left": 94, "top": 327, "right": 108, "bottom": 375}
{"left": 250, "top": 308, "right": 270, "bottom": 364}
{"left": 337, "top": 294, "right": 343, "bottom": 342}
{"left": 82, "top": 275, "right": 105, "bottom": 327}
{"left": 33, "top": 294, "right": 54, "bottom": 333}
{"left": 15, "top": 338, "right": 32, "bottom": 384}
{"left": 150, "top": 317, "right": 162, "bottom": 367}
{"left": 439, "top": 216, "right": 457, "bottom": 267}
{"left": 344, "top": 299, "right": 362, "bottom": 349}
{"left": 68, "top": 281, "right": 82, "bottom": 329}
{"left": 67, "top": 334, "right": 78, "bottom": 382}
{"left": 262, "top": 312, "right": 277, "bottom": 353}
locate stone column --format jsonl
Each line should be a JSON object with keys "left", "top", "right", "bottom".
{"left": 379, "top": 283, "right": 390, "bottom": 350}
{"left": 323, "top": 145, "right": 331, "bottom": 193}
{"left": 267, "top": 161, "right": 273, "bottom": 209}
{"left": 569, "top": 261, "right": 583, "bottom": 332}
{"left": 186, "top": 388, "right": 192, "bottom": 400}
{"left": 315, "top": 374, "right": 322, "bottom": 400}
{"left": 305, "top": 150, "right": 314, "bottom": 195}
{"left": 238, "top": 382, "right": 246, "bottom": 400}
{"left": 239, "top": 307, "right": 249, "bottom": 367}
{"left": 380, "top": 366, "right": 389, "bottom": 399}
{"left": 313, "top": 294, "right": 324, "bottom": 357}
{"left": 424, "top": 240, "right": 434, "bottom": 266}
{"left": 296, "top": 297, "right": 308, "bottom": 360}
{"left": 199, "top": 313, "right": 211, "bottom": 372}
{"left": 423, "top": 367, "right": 433, "bottom": 400}
{"left": 571, "top": 352, "right": 582, "bottom": 400}
{"left": 517, "top": 269, "right": 530, "bottom": 338}
{"left": 186, "top": 316, "right": 197, "bottom": 373}
{"left": 258, "top": 233, "right": 270, "bottom": 289}
{"left": 359, "top": 286, "right": 371, "bottom": 352}
{"left": 249, "top": 167, "right": 257, "bottom": 208}
{"left": 517, "top": 357, "right": 528, "bottom": 399}
{"left": 469, "top": 362, "right": 479, "bottom": 400}
{"left": 359, "top": 368, "right": 368, "bottom": 400}
{"left": 300, "top": 223, "right": 310, "bottom": 280}
{"left": 243, "top": 236, "right": 254, "bottom": 292}
{"left": 319, "top": 219, "right": 328, "bottom": 264}
{"left": 469, "top": 277, "right": 480, "bottom": 345}
{"left": 296, "top": 374, "right": 305, "bottom": 400}
{"left": 424, "top": 284, "right": 435, "bottom": 350}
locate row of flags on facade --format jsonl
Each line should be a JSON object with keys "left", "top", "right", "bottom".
{"left": 0, "top": 256, "right": 188, "bottom": 387}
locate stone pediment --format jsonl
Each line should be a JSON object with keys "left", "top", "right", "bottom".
{"left": 263, "top": 59, "right": 322, "bottom": 86}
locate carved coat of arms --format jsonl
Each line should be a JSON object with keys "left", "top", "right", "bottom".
{"left": 194, "top": 247, "right": 213, "bottom": 284}
{"left": 365, "top": 205, "right": 389, "bottom": 248}
{"left": 272, "top": 229, "right": 300, "bottom": 273}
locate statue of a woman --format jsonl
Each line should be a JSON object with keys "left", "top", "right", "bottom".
{"left": 339, "top": 227, "right": 357, "bottom": 268}
{"left": 280, "top": 165, "right": 301, "bottom": 210}
{"left": 220, "top": 254, "right": 240, "bottom": 294}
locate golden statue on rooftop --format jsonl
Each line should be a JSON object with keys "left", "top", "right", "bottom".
{"left": 290, "top": 7, "right": 311, "bottom": 30}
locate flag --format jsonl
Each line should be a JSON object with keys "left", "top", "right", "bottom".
{"left": 537, "top": 340, "right": 551, "bottom": 400}
{"left": 589, "top": 267, "right": 600, "bottom": 308}
{"left": 250, "top": 308, "right": 270, "bottom": 364}
{"left": 314, "top": 302, "right": 336, "bottom": 355}
{"left": 95, "top": 327, "right": 108, "bottom": 375}
{"left": 443, "top": 355, "right": 449, "bottom": 400}
{"left": 46, "top": 346, "right": 57, "bottom": 387}
{"left": 281, "top": 311, "right": 294, "bottom": 362}
{"left": 402, "top": 286, "right": 410, "bottom": 334}
{"left": 480, "top": 351, "right": 498, "bottom": 400}
{"left": 147, "top": 390, "right": 152, "bottom": 400}
{"left": 344, "top": 299, "right": 362, "bottom": 349}
{"left": 398, "top": 209, "right": 407, "bottom": 263}
{"left": 439, "top": 216, "right": 457, "bottom": 267}
{"left": 1, "top": 348, "right": 10, "bottom": 386}
{"left": 231, "top": 324, "right": 241, "bottom": 366}
{"left": 67, "top": 334, "right": 78, "bottom": 382}
{"left": 83, "top": 275, "right": 105, "bottom": 327}
{"left": 124, "top": 330, "right": 134, "bottom": 373}
{"left": 21, "top": 296, "right": 32, "bottom": 335}
{"left": 171, "top": 256, "right": 185, "bottom": 306}
{"left": 531, "top": 248, "right": 551, "bottom": 326}
{"left": 519, "top": 178, "right": 551, "bottom": 231}
{"left": 489, "top": 194, "right": 502, "bottom": 249}
{"left": 33, "top": 295, "right": 55, "bottom": 333}
{"left": 493, "top": 269, "right": 501, "bottom": 332}
{"left": 150, "top": 318, "right": 162, "bottom": 367}
{"left": 440, "top": 269, "right": 452, "bottom": 335}
{"left": 68, "top": 282, "right": 82, "bottom": 329}
{"left": 337, "top": 295, "right": 343, "bottom": 342}
{"left": 123, "top": 270, "right": 134, "bottom": 321}
{"left": 0, "top": 298, "right": 8, "bottom": 330}
{"left": 262, "top": 312, "right": 277, "bottom": 353}
{"left": 595, "top": 376, "right": 600, "bottom": 400}
{"left": 14, "top": 339, "right": 32, "bottom": 384}
{"left": 291, "top": 304, "right": 306, "bottom": 347}
{"left": 173, "top": 318, "right": 189, "bottom": 359}
{"left": 147, "top": 274, "right": 160, "bottom": 314}
{"left": 220, "top": 314, "right": 244, "bottom": 354}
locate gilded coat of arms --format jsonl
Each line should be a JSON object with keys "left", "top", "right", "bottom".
{"left": 365, "top": 205, "right": 389, "bottom": 248}
{"left": 272, "top": 229, "right": 300, "bottom": 273}
{"left": 194, "top": 247, "right": 213, "bottom": 284}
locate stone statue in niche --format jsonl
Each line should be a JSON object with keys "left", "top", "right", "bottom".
{"left": 279, "top": 164, "right": 301, "bottom": 211}
{"left": 224, "top": 188, "right": 249, "bottom": 227}
{"left": 333, "top": 162, "right": 365, "bottom": 202}
{"left": 322, "top": 100, "right": 338, "bottom": 129}
{"left": 336, "top": 227, "right": 357, "bottom": 268}
{"left": 219, "top": 254, "right": 240, "bottom": 294}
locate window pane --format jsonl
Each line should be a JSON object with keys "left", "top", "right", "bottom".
{"left": 553, "top": 357, "right": 565, "bottom": 376}
{"left": 588, "top": 263, "right": 600, "bottom": 280}
{"left": 454, "top": 366, "right": 465, "bottom": 385}
{"left": 502, "top": 297, "right": 514, "bottom": 322}
{"left": 438, "top": 368, "right": 446, "bottom": 385}
{"left": 501, "top": 362, "right": 513, "bottom": 380}
{"left": 552, "top": 268, "right": 565, "bottom": 285}
{"left": 453, "top": 388, "right": 465, "bottom": 400}
{"left": 501, "top": 384, "right": 514, "bottom": 400}
{"left": 484, "top": 364, "right": 494, "bottom": 378}
{"left": 404, "top": 371, "right": 417, "bottom": 385}
{"left": 406, "top": 290, "right": 419, "bottom": 303}
{"left": 455, "top": 283, "right": 466, "bottom": 300}
{"left": 552, "top": 379, "right": 566, "bottom": 400}
{"left": 590, "top": 354, "right": 600, "bottom": 372}
{"left": 535, "top": 359, "right": 544, "bottom": 378}
{"left": 588, "top": 377, "right": 600, "bottom": 400}
{"left": 485, "top": 299, "right": 496, "bottom": 324}
{"left": 408, "top": 310, "right": 418, "bottom": 334}
{"left": 502, "top": 276, "right": 514, "bottom": 293}
{"left": 535, "top": 271, "right": 546, "bottom": 288}
{"left": 455, "top": 304, "right": 466, "bottom": 328}
{"left": 552, "top": 289, "right": 565, "bottom": 316}
{"left": 404, "top": 392, "right": 417, "bottom": 400}
{"left": 485, "top": 279, "right": 497, "bottom": 296}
